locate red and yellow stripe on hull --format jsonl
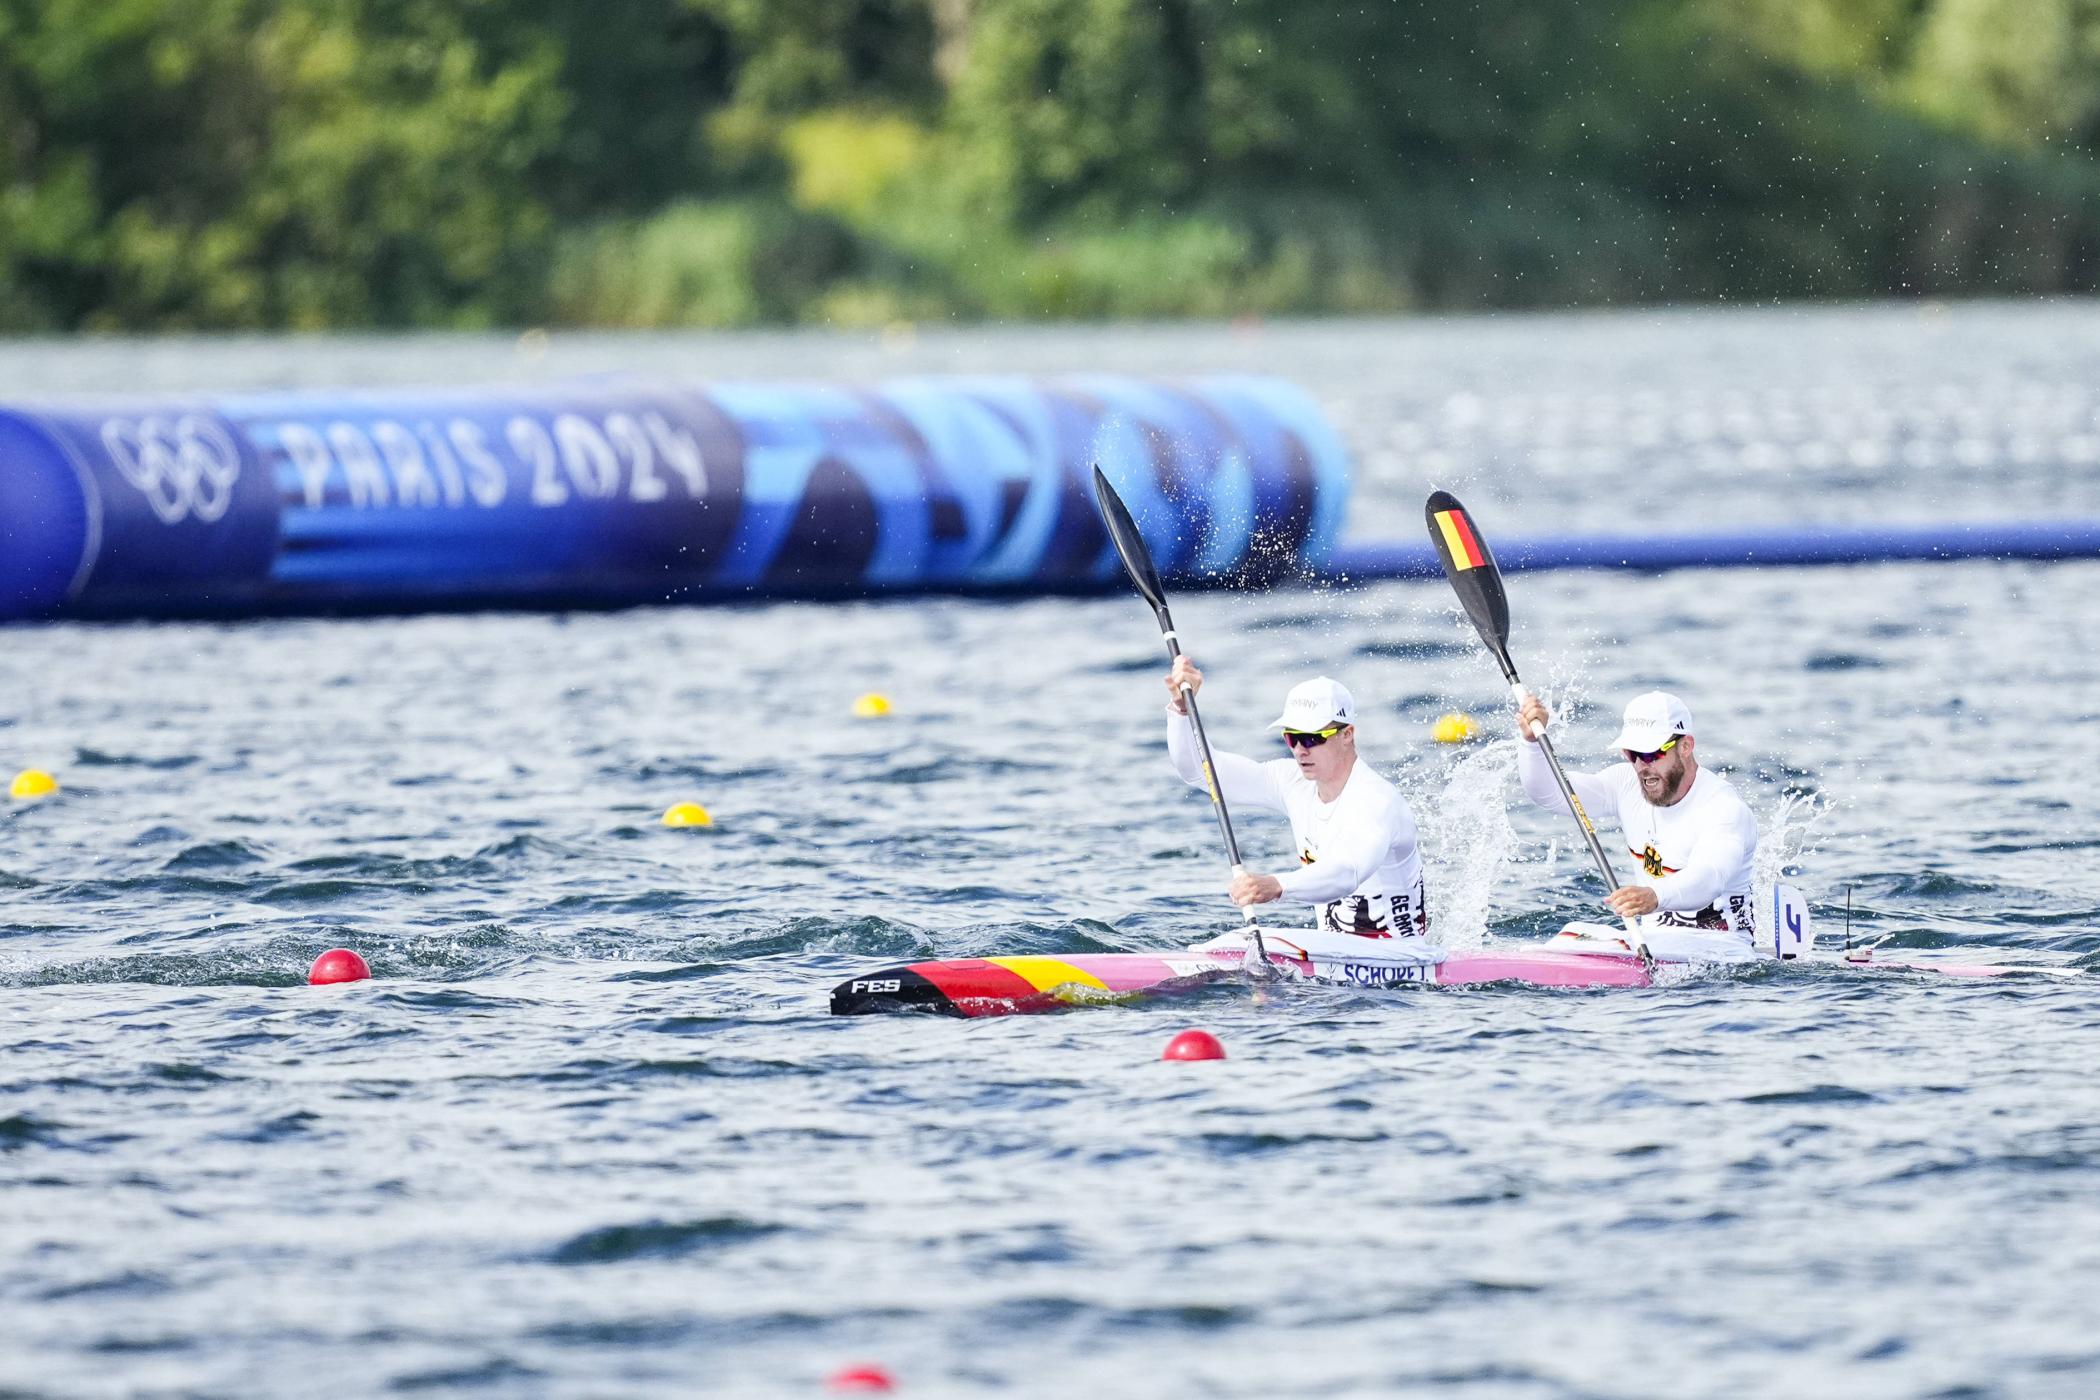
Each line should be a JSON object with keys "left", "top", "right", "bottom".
{"left": 830, "top": 953, "right": 1222, "bottom": 1016}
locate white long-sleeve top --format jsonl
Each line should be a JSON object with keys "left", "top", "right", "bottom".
{"left": 1516, "top": 738, "right": 1758, "bottom": 937}
{"left": 1167, "top": 708, "right": 1427, "bottom": 937}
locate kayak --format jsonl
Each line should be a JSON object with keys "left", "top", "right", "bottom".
{"left": 830, "top": 929, "right": 1636, "bottom": 1017}
{"left": 828, "top": 918, "right": 2053, "bottom": 1017}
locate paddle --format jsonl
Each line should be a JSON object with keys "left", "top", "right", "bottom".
{"left": 1423, "top": 490, "right": 1652, "bottom": 967}
{"left": 1092, "top": 465, "right": 1272, "bottom": 971}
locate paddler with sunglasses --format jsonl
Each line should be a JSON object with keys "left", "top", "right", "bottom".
{"left": 1165, "top": 658, "right": 1428, "bottom": 938}
{"left": 1515, "top": 689, "right": 1758, "bottom": 940}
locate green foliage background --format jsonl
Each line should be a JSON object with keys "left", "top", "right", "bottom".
{"left": 3, "top": 0, "right": 2097, "bottom": 330}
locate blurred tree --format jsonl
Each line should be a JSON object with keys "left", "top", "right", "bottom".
{"left": 462, "top": 0, "right": 736, "bottom": 216}
{"left": 1902, "top": 0, "right": 2100, "bottom": 151}
{"left": 243, "top": 1, "right": 567, "bottom": 327}
{"left": 0, "top": 0, "right": 566, "bottom": 329}
{"left": 2, "top": 0, "right": 2097, "bottom": 329}
{"left": 690, "top": 0, "right": 937, "bottom": 113}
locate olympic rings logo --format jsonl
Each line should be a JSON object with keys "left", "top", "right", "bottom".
{"left": 98, "top": 415, "right": 243, "bottom": 525}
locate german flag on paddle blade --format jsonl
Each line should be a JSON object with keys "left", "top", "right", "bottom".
{"left": 1424, "top": 489, "right": 1515, "bottom": 678}
{"left": 1430, "top": 499, "right": 1489, "bottom": 571}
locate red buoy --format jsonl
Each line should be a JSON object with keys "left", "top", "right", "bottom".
{"left": 1161, "top": 1029, "right": 1225, "bottom": 1061}
{"left": 308, "top": 948, "right": 371, "bottom": 985}
{"left": 826, "top": 1364, "right": 896, "bottom": 1392}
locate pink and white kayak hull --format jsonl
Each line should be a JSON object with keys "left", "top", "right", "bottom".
{"left": 829, "top": 921, "right": 2058, "bottom": 1016}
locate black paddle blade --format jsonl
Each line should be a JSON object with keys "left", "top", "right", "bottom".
{"left": 1093, "top": 464, "right": 1170, "bottom": 621}
{"left": 1424, "top": 490, "right": 1516, "bottom": 681}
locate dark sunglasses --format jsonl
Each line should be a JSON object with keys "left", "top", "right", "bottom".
{"left": 1282, "top": 725, "right": 1344, "bottom": 749}
{"left": 1623, "top": 735, "right": 1680, "bottom": 764}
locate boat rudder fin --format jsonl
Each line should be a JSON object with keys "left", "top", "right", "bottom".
{"left": 1768, "top": 883, "right": 1811, "bottom": 960}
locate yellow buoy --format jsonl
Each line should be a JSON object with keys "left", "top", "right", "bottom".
{"left": 10, "top": 768, "right": 57, "bottom": 800}
{"left": 851, "top": 692, "right": 892, "bottom": 718}
{"left": 1431, "top": 712, "right": 1478, "bottom": 745}
{"left": 662, "top": 801, "right": 713, "bottom": 828}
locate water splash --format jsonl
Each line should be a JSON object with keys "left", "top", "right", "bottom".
{"left": 1415, "top": 738, "right": 1523, "bottom": 948}
{"left": 1752, "top": 789, "right": 1832, "bottom": 949}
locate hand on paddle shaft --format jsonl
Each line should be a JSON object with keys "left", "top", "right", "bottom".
{"left": 1167, "top": 657, "right": 1286, "bottom": 909}
{"left": 1163, "top": 654, "right": 1204, "bottom": 715}
{"left": 1515, "top": 691, "right": 1659, "bottom": 922}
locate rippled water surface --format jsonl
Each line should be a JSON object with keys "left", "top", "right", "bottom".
{"left": 6, "top": 304, "right": 2100, "bottom": 1398}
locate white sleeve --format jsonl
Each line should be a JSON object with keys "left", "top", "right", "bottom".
{"left": 1165, "top": 707, "right": 1284, "bottom": 812}
{"left": 1515, "top": 737, "right": 1617, "bottom": 822}
{"left": 1275, "top": 796, "right": 1414, "bottom": 905}
{"left": 1650, "top": 800, "right": 1759, "bottom": 912}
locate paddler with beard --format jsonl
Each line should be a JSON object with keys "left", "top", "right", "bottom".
{"left": 1515, "top": 689, "right": 1759, "bottom": 940}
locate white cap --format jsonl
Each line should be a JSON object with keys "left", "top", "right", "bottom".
{"left": 1268, "top": 677, "right": 1357, "bottom": 732}
{"left": 1608, "top": 691, "right": 1693, "bottom": 752}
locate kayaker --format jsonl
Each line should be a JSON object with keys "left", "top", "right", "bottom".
{"left": 1514, "top": 689, "right": 1757, "bottom": 939}
{"left": 1164, "top": 657, "right": 1427, "bottom": 938}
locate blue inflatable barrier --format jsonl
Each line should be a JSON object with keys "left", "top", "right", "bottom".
{"left": 1329, "top": 518, "right": 2100, "bottom": 580}
{"left": 0, "top": 376, "right": 1350, "bottom": 620}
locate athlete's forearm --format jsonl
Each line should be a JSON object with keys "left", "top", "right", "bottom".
{"left": 1275, "top": 830, "right": 1385, "bottom": 904}
{"left": 1649, "top": 838, "right": 1748, "bottom": 911}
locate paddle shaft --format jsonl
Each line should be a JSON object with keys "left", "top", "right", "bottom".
{"left": 1089, "top": 466, "right": 1269, "bottom": 969}
{"left": 1160, "top": 628, "right": 1268, "bottom": 942}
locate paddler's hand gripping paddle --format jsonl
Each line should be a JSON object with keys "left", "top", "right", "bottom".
{"left": 1093, "top": 465, "right": 1273, "bottom": 975}
{"left": 1424, "top": 490, "right": 1654, "bottom": 971}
